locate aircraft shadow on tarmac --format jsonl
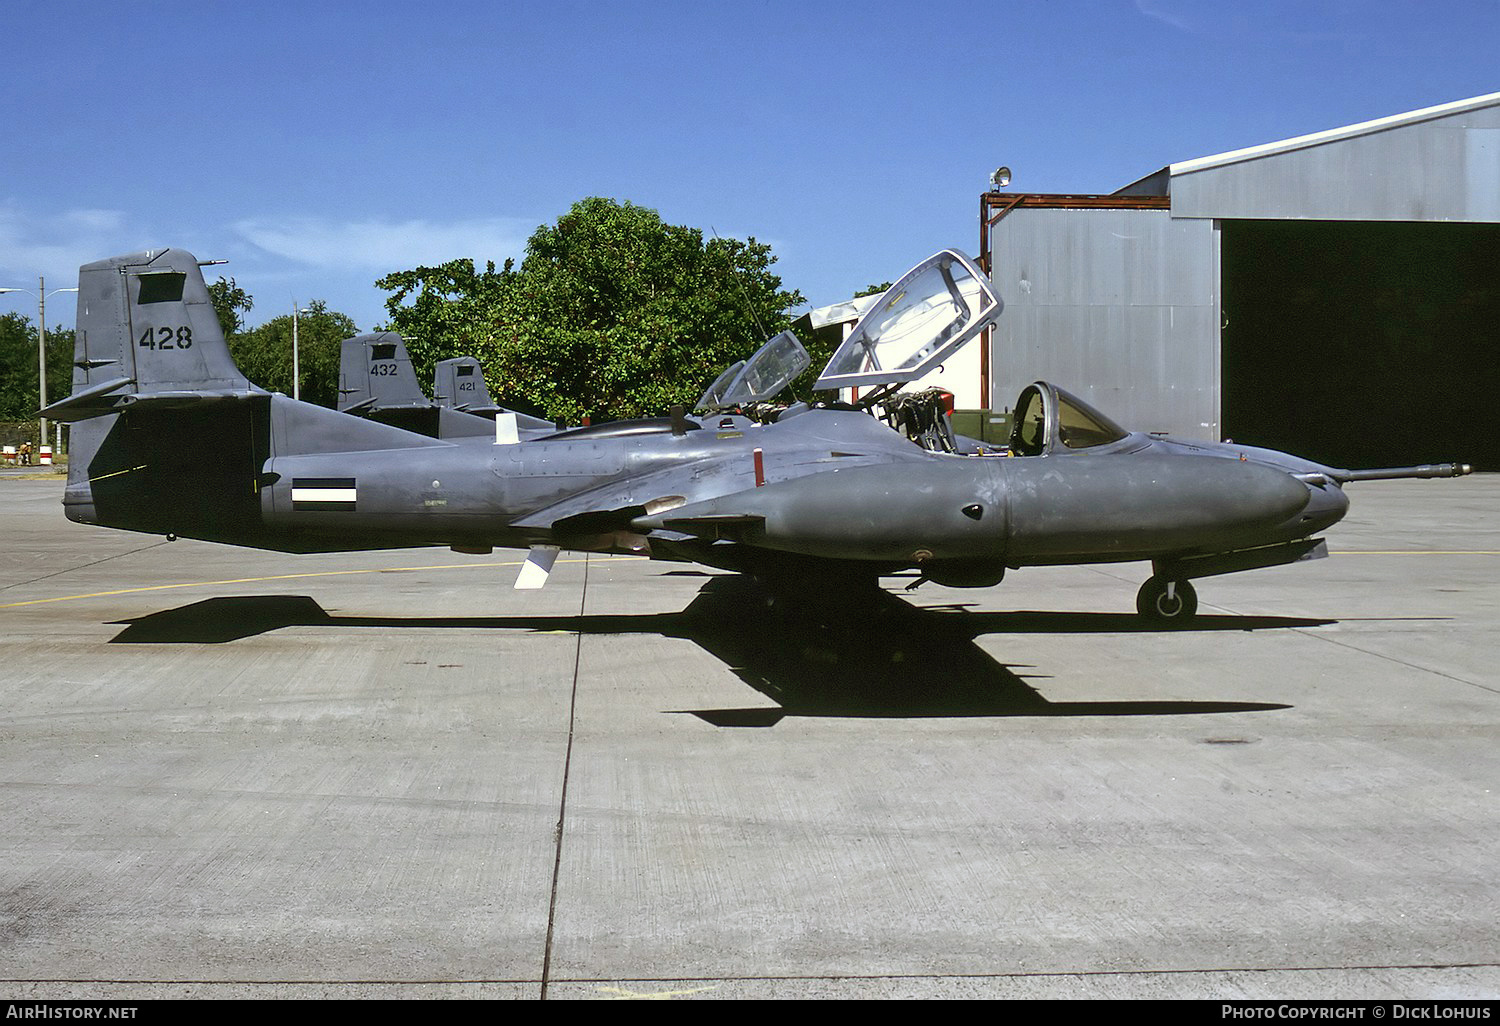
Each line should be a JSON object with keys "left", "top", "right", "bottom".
{"left": 109, "top": 575, "right": 1328, "bottom": 725}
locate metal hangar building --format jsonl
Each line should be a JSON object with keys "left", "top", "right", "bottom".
{"left": 978, "top": 91, "right": 1500, "bottom": 470}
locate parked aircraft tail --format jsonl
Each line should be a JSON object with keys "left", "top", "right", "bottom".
{"left": 337, "top": 331, "right": 491, "bottom": 439}
{"left": 56, "top": 249, "right": 445, "bottom": 547}
{"left": 337, "top": 331, "right": 555, "bottom": 439}
{"left": 337, "top": 332, "right": 428, "bottom": 415}
{"left": 434, "top": 357, "right": 497, "bottom": 414}
{"left": 435, "top": 356, "right": 557, "bottom": 434}
{"left": 45, "top": 248, "right": 266, "bottom": 423}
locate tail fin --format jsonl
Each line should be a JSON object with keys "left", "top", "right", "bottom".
{"left": 337, "top": 332, "right": 427, "bottom": 414}
{"left": 435, "top": 355, "right": 557, "bottom": 434}
{"left": 434, "top": 356, "right": 497, "bottom": 413}
{"left": 47, "top": 248, "right": 263, "bottom": 422}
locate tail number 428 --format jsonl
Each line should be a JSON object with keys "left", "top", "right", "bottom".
{"left": 139, "top": 326, "right": 193, "bottom": 350}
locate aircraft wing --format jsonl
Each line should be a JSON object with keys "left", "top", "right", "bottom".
{"left": 512, "top": 442, "right": 906, "bottom": 540}
{"left": 508, "top": 453, "right": 757, "bottom": 535}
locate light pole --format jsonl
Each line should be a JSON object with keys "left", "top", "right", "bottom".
{"left": 291, "top": 300, "right": 312, "bottom": 400}
{"left": 0, "top": 277, "right": 79, "bottom": 455}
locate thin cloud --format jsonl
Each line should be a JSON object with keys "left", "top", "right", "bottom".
{"left": 233, "top": 216, "right": 534, "bottom": 271}
{"left": 0, "top": 204, "right": 138, "bottom": 288}
{"left": 1134, "top": 1, "right": 1367, "bottom": 47}
{"left": 1135, "top": 0, "right": 1199, "bottom": 34}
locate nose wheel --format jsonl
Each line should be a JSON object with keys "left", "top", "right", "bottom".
{"left": 1137, "top": 576, "right": 1198, "bottom": 624}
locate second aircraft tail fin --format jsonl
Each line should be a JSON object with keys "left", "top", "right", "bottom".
{"left": 337, "top": 332, "right": 428, "bottom": 414}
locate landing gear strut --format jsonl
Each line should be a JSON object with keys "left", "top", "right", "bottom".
{"left": 1136, "top": 576, "right": 1198, "bottom": 625}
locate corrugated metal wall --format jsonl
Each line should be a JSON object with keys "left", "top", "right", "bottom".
{"left": 987, "top": 207, "right": 1221, "bottom": 440}
{"left": 981, "top": 95, "right": 1500, "bottom": 449}
{"left": 1171, "top": 104, "right": 1500, "bottom": 222}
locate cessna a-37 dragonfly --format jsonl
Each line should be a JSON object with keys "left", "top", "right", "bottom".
{"left": 50, "top": 247, "right": 1469, "bottom": 622}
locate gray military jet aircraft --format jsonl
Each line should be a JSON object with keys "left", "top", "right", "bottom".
{"left": 47, "top": 246, "right": 1469, "bottom": 620}
{"left": 337, "top": 331, "right": 556, "bottom": 441}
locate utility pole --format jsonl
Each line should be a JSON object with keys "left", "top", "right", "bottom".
{"left": 292, "top": 299, "right": 300, "bottom": 401}
{"left": 39, "top": 277, "right": 50, "bottom": 448}
{"left": 0, "top": 276, "right": 78, "bottom": 455}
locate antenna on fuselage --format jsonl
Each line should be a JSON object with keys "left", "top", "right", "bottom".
{"left": 710, "top": 225, "right": 769, "bottom": 341}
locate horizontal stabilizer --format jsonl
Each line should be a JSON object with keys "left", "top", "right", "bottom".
{"left": 42, "top": 383, "right": 264, "bottom": 422}
{"left": 38, "top": 376, "right": 134, "bottom": 421}
{"left": 114, "top": 390, "right": 264, "bottom": 410}
{"left": 341, "top": 395, "right": 378, "bottom": 415}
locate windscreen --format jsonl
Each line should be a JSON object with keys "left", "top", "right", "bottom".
{"left": 1055, "top": 388, "right": 1128, "bottom": 449}
{"left": 719, "top": 331, "right": 809, "bottom": 406}
{"left": 696, "top": 361, "right": 744, "bottom": 413}
{"left": 697, "top": 331, "right": 810, "bottom": 411}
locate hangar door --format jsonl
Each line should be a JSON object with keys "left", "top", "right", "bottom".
{"left": 1220, "top": 220, "right": 1500, "bottom": 471}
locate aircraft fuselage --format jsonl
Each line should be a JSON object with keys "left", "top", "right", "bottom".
{"left": 68, "top": 393, "right": 1348, "bottom": 576}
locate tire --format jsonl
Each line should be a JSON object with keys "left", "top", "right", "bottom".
{"left": 1136, "top": 576, "right": 1198, "bottom": 625}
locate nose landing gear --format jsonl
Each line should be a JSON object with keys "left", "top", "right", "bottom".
{"left": 1137, "top": 575, "right": 1198, "bottom": 625}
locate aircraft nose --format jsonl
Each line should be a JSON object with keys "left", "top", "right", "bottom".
{"left": 1293, "top": 479, "right": 1350, "bottom": 535}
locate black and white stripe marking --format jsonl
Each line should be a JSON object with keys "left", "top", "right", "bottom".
{"left": 291, "top": 477, "right": 357, "bottom": 511}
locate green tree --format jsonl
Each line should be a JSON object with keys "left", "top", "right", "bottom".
{"left": 207, "top": 277, "right": 254, "bottom": 337}
{"left": 377, "top": 197, "right": 806, "bottom": 422}
{"left": 0, "top": 312, "right": 74, "bottom": 423}
{"left": 228, "top": 302, "right": 357, "bottom": 408}
{"left": 374, "top": 257, "right": 513, "bottom": 400}
{"left": 0, "top": 312, "right": 37, "bottom": 421}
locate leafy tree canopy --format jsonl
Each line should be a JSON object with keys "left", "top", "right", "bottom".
{"left": 377, "top": 197, "right": 808, "bottom": 422}
{"left": 226, "top": 302, "right": 358, "bottom": 408}
{"left": 207, "top": 277, "right": 254, "bottom": 338}
{"left": 0, "top": 311, "right": 75, "bottom": 422}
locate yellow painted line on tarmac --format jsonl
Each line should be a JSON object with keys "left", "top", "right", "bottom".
{"left": 0, "top": 555, "right": 636, "bottom": 610}
{"left": 7, "top": 548, "right": 1487, "bottom": 611}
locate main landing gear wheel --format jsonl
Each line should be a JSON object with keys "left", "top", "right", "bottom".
{"left": 1136, "top": 576, "right": 1198, "bottom": 625}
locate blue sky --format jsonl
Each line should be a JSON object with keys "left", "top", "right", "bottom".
{"left": 3, "top": 0, "right": 1497, "bottom": 332}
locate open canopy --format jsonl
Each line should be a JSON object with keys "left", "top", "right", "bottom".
{"left": 813, "top": 249, "right": 1001, "bottom": 392}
